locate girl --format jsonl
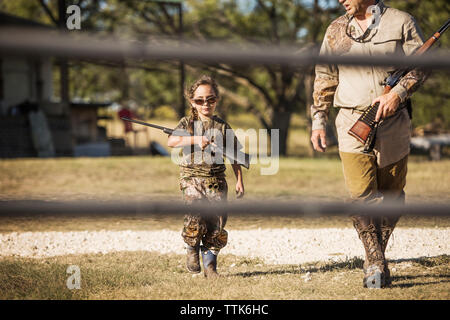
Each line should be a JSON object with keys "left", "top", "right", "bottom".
{"left": 167, "top": 75, "right": 245, "bottom": 278}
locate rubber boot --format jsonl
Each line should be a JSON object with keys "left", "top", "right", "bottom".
{"left": 186, "top": 244, "right": 201, "bottom": 273}
{"left": 201, "top": 246, "right": 219, "bottom": 279}
{"left": 352, "top": 216, "right": 386, "bottom": 288}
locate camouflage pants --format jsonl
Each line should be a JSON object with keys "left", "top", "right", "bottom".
{"left": 180, "top": 176, "right": 228, "bottom": 254}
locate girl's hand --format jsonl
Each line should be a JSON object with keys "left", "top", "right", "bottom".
{"left": 195, "top": 136, "right": 211, "bottom": 150}
{"left": 235, "top": 181, "right": 244, "bottom": 199}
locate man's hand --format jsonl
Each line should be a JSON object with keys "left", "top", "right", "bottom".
{"left": 372, "top": 91, "right": 401, "bottom": 122}
{"left": 311, "top": 129, "right": 327, "bottom": 152}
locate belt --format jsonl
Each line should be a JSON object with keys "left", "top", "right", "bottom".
{"left": 340, "top": 101, "right": 408, "bottom": 118}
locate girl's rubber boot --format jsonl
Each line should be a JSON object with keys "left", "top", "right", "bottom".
{"left": 186, "top": 245, "right": 201, "bottom": 273}
{"left": 201, "top": 246, "right": 219, "bottom": 279}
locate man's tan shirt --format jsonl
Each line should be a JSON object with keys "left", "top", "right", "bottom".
{"left": 311, "top": 2, "right": 428, "bottom": 167}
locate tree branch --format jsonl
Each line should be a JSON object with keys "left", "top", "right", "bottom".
{"left": 219, "top": 85, "right": 271, "bottom": 131}
{"left": 78, "top": 59, "right": 175, "bottom": 73}
{"left": 210, "top": 63, "right": 275, "bottom": 107}
{"left": 257, "top": 0, "right": 279, "bottom": 43}
{"left": 140, "top": 10, "right": 170, "bottom": 35}
{"left": 157, "top": 3, "right": 178, "bottom": 33}
{"left": 38, "top": 0, "right": 58, "bottom": 25}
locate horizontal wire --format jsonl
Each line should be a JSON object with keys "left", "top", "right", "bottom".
{"left": 1, "top": 27, "right": 448, "bottom": 219}
{"left": 0, "top": 27, "right": 449, "bottom": 69}
{"left": 0, "top": 200, "right": 448, "bottom": 217}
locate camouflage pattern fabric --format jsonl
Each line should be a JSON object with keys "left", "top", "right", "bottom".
{"left": 171, "top": 115, "right": 242, "bottom": 179}
{"left": 180, "top": 176, "right": 228, "bottom": 254}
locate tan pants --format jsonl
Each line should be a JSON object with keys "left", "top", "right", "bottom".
{"left": 340, "top": 152, "right": 407, "bottom": 266}
{"left": 339, "top": 152, "right": 408, "bottom": 204}
{"left": 335, "top": 107, "right": 411, "bottom": 169}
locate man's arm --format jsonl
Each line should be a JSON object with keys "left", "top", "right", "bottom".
{"left": 374, "top": 16, "right": 430, "bottom": 121}
{"left": 311, "top": 32, "right": 339, "bottom": 152}
{"left": 391, "top": 17, "right": 430, "bottom": 102}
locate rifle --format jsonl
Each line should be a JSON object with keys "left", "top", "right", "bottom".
{"left": 348, "top": 19, "right": 450, "bottom": 153}
{"left": 120, "top": 117, "right": 251, "bottom": 169}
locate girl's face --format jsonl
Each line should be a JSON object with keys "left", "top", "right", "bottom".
{"left": 191, "top": 84, "right": 218, "bottom": 120}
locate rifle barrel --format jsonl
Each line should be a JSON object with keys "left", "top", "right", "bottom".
{"left": 120, "top": 117, "right": 173, "bottom": 134}
{"left": 437, "top": 19, "right": 450, "bottom": 35}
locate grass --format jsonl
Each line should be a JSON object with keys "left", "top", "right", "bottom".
{"left": 1, "top": 156, "right": 450, "bottom": 202}
{"left": 0, "top": 141, "right": 449, "bottom": 299}
{"left": 0, "top": 252, "right": 448, "bottom": 300}
{"left": 0, "top": 157, "right": 449, "bottom": 232}
{"left": 0, "top": 214, "right": 448, "bottom": 233}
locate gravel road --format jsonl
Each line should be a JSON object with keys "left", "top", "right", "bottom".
{"left": 1, "top": 228, "right": 448, "bottom": 264}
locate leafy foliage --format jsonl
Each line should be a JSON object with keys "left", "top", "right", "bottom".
{"left": 1, "top": 0, "right": 448, "bottom": 151}
{"left": 386, "top": 0, "right": 450, "bottom": 130}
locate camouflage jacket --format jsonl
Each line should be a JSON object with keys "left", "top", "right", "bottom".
{"left": 171, "top": 115, "right": 242, "bottom": 179}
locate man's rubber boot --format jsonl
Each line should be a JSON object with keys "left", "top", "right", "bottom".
{"left": 186, "top": 244, "right": 201, "bottom": 273}
{"left": 364, "top": 265, "right": 385, "bottom": 289}
{"left": 380, "top": 215, "right": 400, "bottom": 286}
{"left": 352, "top": 216, "right": 386, "bottom": 288}
{"left": 201, "top": 246, "right": 219, "bottom": 279}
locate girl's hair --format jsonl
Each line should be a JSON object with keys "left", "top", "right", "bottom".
{"left": 185, "top": 75, "right": 220, "bottom": 134}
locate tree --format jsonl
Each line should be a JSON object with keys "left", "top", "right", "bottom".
{"left": 386, "top": 0, "right": 450, "bottom": 131}
{"left": 0, "top": 0, "right": 185, "bottom": 116}
{"left": 184, "top": 0, "right": 340, "bottom": 156}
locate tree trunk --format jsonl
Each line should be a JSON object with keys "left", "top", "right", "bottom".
{"left": 58, "top": 0, "right": 70, "bottom": 113}
{"left": 120, "top": 66, "right": 130, "bottom": 102}
{"left": 271, "top": 110, "right": 292, "bottom": 156}
{"left": 177, "top": 5, "right": 186, "bottom": 119}
{"left": 178, "top": 61, "right": 186, "bottom": 119}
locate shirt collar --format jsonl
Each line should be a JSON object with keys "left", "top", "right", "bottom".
{"left": 344, "top": 0, "right": 386, "bottom": 19}
{"left": 345, "top": 0, "right": 386, "bottom": 41}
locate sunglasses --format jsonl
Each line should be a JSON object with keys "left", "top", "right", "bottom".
{"left": 192, "top": 96, "right": 217, "bottom": 106}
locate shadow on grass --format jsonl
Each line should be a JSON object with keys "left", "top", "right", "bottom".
{"left": 390, "top": 254, "right": 450, "bottom": 267}
{"left": 232, "top": 255, "right": 450, "bottom": 281}
{"left": 390, "top": 281, "right": 450, "bottom": 289}
{"left": 390, "top": 274, "right": 450, "bottom": 289}
{"left": 389, "top": 255, "right": 450, "bottom": 289}
{"left": 233, "top": 257, "right": 365, "bottom": 278}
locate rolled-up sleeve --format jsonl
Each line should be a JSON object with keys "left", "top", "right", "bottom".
{"left": 170, "top": 117, "right": 191, "bottom": 136}
{"left": 391, "top": 16, "right": 430, "bottom": 103}
{"left": 311, "top": 33, "right": 339, "bottom": 131}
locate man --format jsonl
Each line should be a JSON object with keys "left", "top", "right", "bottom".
{"left": 310, "top": 0, "right": 428, "bottom": 288}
